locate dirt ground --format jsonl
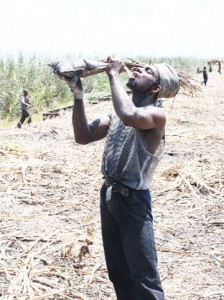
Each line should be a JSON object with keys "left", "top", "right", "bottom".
{"left": 0, "top": 72, "right": 223, "bottom": 300}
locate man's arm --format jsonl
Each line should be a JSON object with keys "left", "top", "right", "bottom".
{"left": 72, "top": 98, "right": 110, "bottom": 144}
{"left": 106, "top": 58, "right": 166, "bottom": 131}
{"left": 57, "top": 74, "right": 110, "bottom": 144}
{"left": 21, "top": 97, "right": 31, "bottom": 107}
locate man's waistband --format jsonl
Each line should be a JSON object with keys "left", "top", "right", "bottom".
{"left": 104, "top": 177, "right": 130, "bottom": 197}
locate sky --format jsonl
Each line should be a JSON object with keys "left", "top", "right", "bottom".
{"left": 0, "top": 0, "right": 223, "bottom": 60}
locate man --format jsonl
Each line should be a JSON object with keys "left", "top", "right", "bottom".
{"left": 57, "top": 57, "right": 180, "bottom": 300}
{"left": 201, "top": 66, "right": 208, "bottom": 86}
{"left": 218, "top": 61, "right": 222, "bottom": 74}
{"left": 208, "top": 62, "right": 212, "bottom": 72}
{"left": 17, "top": 89, "right": 32, "bottom": 128}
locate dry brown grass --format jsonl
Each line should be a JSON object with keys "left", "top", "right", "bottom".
{"left": 0, "top": 71, "right": 223, "bottom": 300}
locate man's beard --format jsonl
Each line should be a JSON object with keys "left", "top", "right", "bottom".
{"left": 126, "top": 78, "right": 136, "bottom": 90}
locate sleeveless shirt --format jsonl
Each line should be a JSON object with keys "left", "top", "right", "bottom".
{"left": 20, "top": 95, "right": 29, "bottom": 111}
{"left": 101, "top": 113, "right": 165, "bottom": 190}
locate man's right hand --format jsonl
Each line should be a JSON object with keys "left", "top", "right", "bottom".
{"left": 56, "top": 72, "right": 83, "bottom": 100}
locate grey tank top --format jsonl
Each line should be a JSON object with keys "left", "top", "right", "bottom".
{"left": 101, "top": 114, "right": 165, "bottom": 190}
{"left": 20, "top": 96, "right": 29, "bottom": 111}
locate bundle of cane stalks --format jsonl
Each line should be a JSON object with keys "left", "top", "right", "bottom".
{"left": 208, "top": 60, "right": 224, "bottom": 65}
{"left": 49, "top": 58, "right": 201, "bottom": 97}
{"left": 177, "top": 71, "right": 201, "bottom": 97}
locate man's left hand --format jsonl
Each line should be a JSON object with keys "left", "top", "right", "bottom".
{"left": 106, "top": 56, "right": 124, "bottom": 76}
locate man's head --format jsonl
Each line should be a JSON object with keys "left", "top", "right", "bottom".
{"left": 23, "top": 89, "right": 28, "bottom": 96}
{"left": 127, "top": 65, "right": 160, "bottom": 96}
{"left": 127, "top": 63, "right": 180, "bottom": 104}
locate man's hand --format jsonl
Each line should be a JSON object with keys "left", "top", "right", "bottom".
{"left": 55, "top": 72, "right": 83, "bottom": 100}
{"left": 106, "top": 56, "right": 124, "bottom": 76}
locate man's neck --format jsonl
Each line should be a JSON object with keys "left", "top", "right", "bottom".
{"left": 132, "top": 92, "right": 156, "bottom": 107}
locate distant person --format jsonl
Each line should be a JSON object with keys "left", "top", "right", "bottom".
{"left": 218, "top": 62, "right": 222, "bottom": 74}
{"left": 201, "top": 66, "right": 208, "bottom": 86}
{"left": 197, "top": 67, "right": 201, "bottom": 73}
{"left": 17, "top": 89, "right": 32, "bottom": 128}
{"left": 208, "top": 62, "right": 212, "bottom": 72}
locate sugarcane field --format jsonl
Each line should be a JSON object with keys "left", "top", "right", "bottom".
{"left": 0, "top": 58, "right": 224, "bottom": 300}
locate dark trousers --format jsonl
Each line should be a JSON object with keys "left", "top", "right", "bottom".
{"left": 19, "top": 110, "right": 31, "bottom": 125}
{"left": 100, "top": 183, "right": 164, "bottom": 300}
{"left": 202, "top": 78, "right": 208, "bottom": 86}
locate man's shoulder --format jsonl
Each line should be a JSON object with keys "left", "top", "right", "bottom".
{"left": 143, "top": 106, "right": 166, "bottom": 130}
{"left": 143, "top": 105, "right": 166, "bottom": 116}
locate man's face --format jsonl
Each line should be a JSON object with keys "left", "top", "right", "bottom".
{"left": 126, "top": 65, "right": 159, "bottom": 93}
